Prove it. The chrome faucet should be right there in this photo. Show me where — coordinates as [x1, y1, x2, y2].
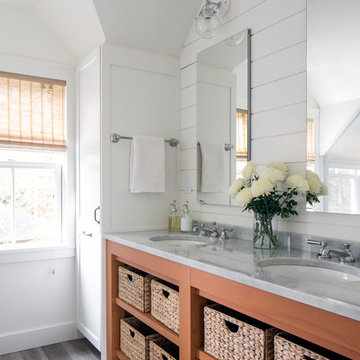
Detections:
[200, 221, 219, 238]
[193, 221, 219, 239]
[307, 239, 355, 264]
[192, 223, 204, 234]
[219, 227, 233, 248]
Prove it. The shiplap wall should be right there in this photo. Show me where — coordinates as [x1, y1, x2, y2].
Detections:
[178, 0, 360, 242]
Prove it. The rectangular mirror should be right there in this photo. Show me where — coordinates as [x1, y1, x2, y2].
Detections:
[307, 0, 360, 214]
[196, 29, 251, 206]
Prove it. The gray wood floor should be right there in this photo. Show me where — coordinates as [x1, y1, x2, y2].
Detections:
[0, 339, 100, 360]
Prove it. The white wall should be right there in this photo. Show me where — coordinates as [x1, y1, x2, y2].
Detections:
[0, 254, 76, 355]
[101, 43, 179, 233]
[178, 0, 360, 242]
[0, 54, 77, 354]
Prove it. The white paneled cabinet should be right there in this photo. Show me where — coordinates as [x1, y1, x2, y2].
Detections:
[76, 47, 101, 350]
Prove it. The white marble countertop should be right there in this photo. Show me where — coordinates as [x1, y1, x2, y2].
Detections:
[104, 230, 360, 322]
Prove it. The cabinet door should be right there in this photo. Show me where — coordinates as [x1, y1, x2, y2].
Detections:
[78, 50, 101, 233]
[77, 231, 101, 349]
[77, 48, 101, 350]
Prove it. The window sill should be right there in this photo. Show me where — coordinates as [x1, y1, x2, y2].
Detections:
[0, 243, 76, 264]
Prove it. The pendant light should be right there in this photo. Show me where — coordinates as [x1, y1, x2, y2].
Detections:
[195, 0, 230, 39]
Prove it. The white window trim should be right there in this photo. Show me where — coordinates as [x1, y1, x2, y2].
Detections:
[0, 244, 75, 264]
[0, 53, 76, 262]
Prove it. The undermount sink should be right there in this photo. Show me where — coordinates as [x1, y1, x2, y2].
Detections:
[256, 258, 360, 297]
[257, 258, 360, 281]
[149, 235, 208, 247]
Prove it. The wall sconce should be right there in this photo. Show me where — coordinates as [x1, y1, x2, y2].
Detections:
[195, 0, 230, 39]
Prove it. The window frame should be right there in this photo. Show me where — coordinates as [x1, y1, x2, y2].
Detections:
[0, 159, 63, 246]
[0, 52, 75, 259]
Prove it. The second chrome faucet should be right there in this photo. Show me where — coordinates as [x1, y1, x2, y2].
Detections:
[193, 221, 233, 248]
[308, 239, 355, 264]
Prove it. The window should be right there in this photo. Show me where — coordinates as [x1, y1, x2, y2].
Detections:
[236, 108, 248, 178]
[307, 118, 315, 163]
[0, 72, 66, 247]
[326, 166, 360, 214]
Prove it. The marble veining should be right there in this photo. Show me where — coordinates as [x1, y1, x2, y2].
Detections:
[104, 229, 360, 322]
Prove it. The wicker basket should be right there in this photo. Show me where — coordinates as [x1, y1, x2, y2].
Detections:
[150, 336, 179, 360]
[151, 279, 179, 334]
[274, 332, 350, 360]
[120, 317, 162, 360]
[204, 303, 280, 360]
[118, 265, 152, 312]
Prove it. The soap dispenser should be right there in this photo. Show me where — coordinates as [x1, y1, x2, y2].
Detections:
[168, 200, 180, 232]
[181, 201, 193, 233]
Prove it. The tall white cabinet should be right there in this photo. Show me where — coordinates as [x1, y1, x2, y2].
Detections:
[75, 43, 179, 358]
[76, 48, 101, 350]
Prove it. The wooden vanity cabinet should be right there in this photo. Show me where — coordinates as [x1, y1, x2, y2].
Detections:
[106, 240, 360, 360]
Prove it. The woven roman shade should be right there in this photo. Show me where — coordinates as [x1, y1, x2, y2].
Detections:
[307, 118, 315, 162]
[0, 71, 66, 149]
[236, 108, 248, 159]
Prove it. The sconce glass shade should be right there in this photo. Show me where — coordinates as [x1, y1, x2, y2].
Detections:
[195, 6, 220, 39]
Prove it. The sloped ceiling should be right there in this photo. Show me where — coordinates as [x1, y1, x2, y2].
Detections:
[327, 112, 360, 162]
[0, 2, 76, 65]
[35, 0, 105, 61]
[0, 0, 104, 64]
[308, 0, 360, 107]
[0, 0, 201, 63]
[92, 0, 202, 57]
[0, 0, 39, 8]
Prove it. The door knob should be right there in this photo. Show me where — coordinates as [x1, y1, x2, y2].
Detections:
[82, 231, 93, 237]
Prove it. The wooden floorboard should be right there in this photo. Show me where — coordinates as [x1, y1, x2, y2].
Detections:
[0, 339, 100, 360]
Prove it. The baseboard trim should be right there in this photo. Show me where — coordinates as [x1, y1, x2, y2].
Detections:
[77, 323, 100, 351]
[0, 321, 78, 355]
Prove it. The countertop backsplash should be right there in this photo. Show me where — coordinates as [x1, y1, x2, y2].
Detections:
[196, 220, 360, 262]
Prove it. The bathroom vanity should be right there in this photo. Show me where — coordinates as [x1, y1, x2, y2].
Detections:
[105, 231, 360, 360]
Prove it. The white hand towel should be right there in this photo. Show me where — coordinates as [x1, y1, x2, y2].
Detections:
[200, 142, 226, 192]
[130, 136, 166, 193]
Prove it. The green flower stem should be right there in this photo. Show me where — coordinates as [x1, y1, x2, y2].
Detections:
[253, 213, 278, 249]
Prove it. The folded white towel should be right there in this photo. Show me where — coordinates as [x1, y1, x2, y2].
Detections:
[200, 142, 226, 192]
[130, 136, 166, 193]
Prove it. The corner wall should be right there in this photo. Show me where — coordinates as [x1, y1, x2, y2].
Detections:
[178, 0, 360, 242]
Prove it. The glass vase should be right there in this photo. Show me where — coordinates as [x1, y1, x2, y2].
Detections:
[253, 213, 278, 249]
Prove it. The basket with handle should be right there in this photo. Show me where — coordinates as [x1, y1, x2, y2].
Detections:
[204, 303, 280, 360]
[149, 336, 179, 360]
[274, 332, 350, 360]
[120, 317, 162, 360]
[151, 278, 179, 334]
[118, 265, 152, 312]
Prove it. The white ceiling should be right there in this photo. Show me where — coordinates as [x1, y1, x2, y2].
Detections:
[92, 0, 202, 57]
[328, 112, 360, 162]
[0, 0, 39, 8]
[35, 0, 105, 61]
[0, 0, 202, 62]
[0, 3, 76, 65]
[308, 0, 360, 107]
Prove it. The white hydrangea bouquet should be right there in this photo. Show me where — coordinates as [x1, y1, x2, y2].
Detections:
[229, 161, 327, 249]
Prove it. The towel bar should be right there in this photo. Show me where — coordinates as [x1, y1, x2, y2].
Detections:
[110, 133, 179, 147]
